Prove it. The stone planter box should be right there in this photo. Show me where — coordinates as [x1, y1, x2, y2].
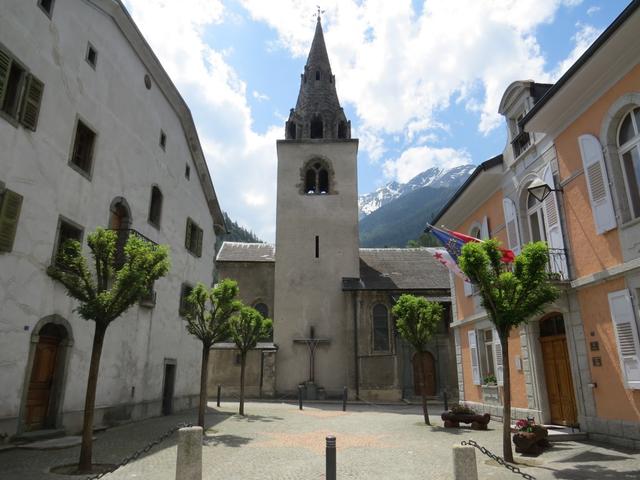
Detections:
[513, 427, 550, 455]
[441, 412, 491, 430]
[481, 385, 500, 404]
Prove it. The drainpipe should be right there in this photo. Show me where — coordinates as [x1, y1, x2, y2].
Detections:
[352, 290, 360, 398]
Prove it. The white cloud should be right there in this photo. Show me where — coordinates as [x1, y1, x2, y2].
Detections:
[382, 146, 471, 183]
[587, 6, 601, 16]
[252, 90, 270, 102]
[124, 0, 279, 241]
[553, 22, 602, 79]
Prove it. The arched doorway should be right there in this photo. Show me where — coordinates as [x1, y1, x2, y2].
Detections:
[24, 322, 70, 431]
[413, 351, 436, 396]
[539, 313, 577, 426]
[109, 197, 131, 230]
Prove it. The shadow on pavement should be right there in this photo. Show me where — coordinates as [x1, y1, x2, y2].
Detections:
[550, 464, 640, 479]
[203, 433, 252, 448]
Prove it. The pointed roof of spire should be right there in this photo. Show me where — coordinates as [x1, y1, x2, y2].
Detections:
[306, 16, 332, 72]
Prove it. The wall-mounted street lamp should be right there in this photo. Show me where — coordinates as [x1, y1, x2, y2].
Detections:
[527, 177, 563, 203]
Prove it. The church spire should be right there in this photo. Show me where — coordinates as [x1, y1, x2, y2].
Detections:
[285, 15, 351, 141]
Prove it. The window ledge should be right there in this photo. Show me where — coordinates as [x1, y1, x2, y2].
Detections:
[147, 219, 161, 230]
[619, 216, 640, 231]
[0, 110, 20, 129]
[513, 141, 536, 164]
[67, 161, 93, 181]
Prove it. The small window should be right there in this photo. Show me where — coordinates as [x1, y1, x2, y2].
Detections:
[185, 217, 203, 257]
[318, 169, 329, 194]
[310, 114, 323, 139]
[315, 70, 320, 81]
[617, 107, 640, 218]
[148, 186, 163, 228]
[479, 329, 495, 380]
[372, 304, 390, 352]
[303, 160, 331, 195]
[305, 169, 316, 193]
[0, 188, 24, 253]
[254, 302, 269, 318]
[179, 283, 194, 317]
[159, 130, 167, 150]
[185, 163, 191, 180]
[53, 217, 83, 268]
[70, 119, 96, 176]
[1, 57, 26, 120]
[539, 313, 566, 337]
[38, 0, 55, 17]
[338, 121, 347, 139]
[85, 44, 97, 69]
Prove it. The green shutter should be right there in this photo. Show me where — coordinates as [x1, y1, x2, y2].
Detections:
[0, 49, 11, 109]
[196, 226, 203, 257]
[185, 217, 192, 250]
[0, 189, 23, 252]
[20, 74, 44, 131]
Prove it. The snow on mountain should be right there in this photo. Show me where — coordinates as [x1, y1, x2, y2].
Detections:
[358, 164, 475, 218]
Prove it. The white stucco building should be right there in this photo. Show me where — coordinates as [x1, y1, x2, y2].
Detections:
[0, 0, 225, 439]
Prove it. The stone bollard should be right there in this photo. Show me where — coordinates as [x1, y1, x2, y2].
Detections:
[176, 426, 202, 480]
[326, 435, 336, 480]
[452, 445, 478, 480]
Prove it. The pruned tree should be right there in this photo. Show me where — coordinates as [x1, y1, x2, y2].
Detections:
[48, 228, 170, 473]
[228, 306, 272, 416]
[184, 279, 242, 427]
[392, 294, 443, 425]
[459, 240, 559, 463]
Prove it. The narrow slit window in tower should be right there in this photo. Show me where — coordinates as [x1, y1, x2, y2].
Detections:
[315, 235, 319, 258]
[338, 121, 347, 139]
[310, 115, 323, 139]
[287, 122, 296, 140]
[315, 70, 320, 80]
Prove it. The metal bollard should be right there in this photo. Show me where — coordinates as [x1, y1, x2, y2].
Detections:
[443, 389, 449, 411]
[216, 385, 221, 407]
[326, 435, 336, 480]
[175, 426, 202, 480]
[342, 386, 348, 412]
[298, 385, 303, 410]
[452, 445, 478, 480]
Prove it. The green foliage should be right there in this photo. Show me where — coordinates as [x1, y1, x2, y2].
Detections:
[184, 279, 242, 348]
[406, 232, 440, 248]
[458, 240, 559, 336]
[392, 294, 443, 352]
[229, 306, 273, 354]
[47, 227, 170, 326]
[450, 403, 476, 415]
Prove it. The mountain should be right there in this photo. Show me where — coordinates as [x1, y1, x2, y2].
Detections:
[220, 212, 263, 244]
[358, 164, 475, 218]
[359, 185, 458, 247]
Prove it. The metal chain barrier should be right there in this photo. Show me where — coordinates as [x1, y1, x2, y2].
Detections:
[85, 422, 193, 480]
[461, 439, 536, 480]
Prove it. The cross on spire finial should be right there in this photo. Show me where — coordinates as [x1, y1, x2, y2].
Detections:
[316, 5, 324, 21]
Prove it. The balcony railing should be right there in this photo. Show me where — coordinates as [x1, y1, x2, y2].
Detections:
[511, 130, 531, 158]
[548, 248, 570, 282]
[110, 228, 157, 268]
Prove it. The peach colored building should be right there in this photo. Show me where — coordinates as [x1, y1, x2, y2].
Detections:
[433, 1, 640, 448]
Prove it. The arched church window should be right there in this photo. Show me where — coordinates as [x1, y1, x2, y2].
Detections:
[617, 106, 640, 218]
[338, 121, 347, 139]
[373, 304, 390, 352]
[310, 115, 323, 139]
[315, 70, 320, 80]
[254, 302, 269, 318]
[302, 160, 332, 195]
[148, 186, 163, 228]
[306, 168, 317, 193]
[287, 122, 297, 140]
[318, 169, 329, 194]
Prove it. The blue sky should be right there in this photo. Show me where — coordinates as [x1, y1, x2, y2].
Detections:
[124, 0, 631, 242]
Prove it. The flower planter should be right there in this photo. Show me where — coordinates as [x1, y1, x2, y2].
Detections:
[441, 412, 491, 430]
[512, 426, 550, 455]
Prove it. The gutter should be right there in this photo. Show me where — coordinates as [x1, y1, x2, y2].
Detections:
[521, 0, 640, 129]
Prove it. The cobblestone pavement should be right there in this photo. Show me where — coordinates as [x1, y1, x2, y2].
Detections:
[2, 401, 640, 479]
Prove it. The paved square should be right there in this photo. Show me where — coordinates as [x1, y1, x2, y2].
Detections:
[1, 401, 639, 479]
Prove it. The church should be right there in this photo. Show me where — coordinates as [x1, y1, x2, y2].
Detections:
[209, 16, 455, 402]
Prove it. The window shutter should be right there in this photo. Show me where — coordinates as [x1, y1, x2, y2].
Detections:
[468, 330, 481, 385]
[0, 49, 11, 108]
[493, 328, 504, 386]
[20, 74, 44, 131]
[480, 216, 489, 240]
[196, 226, 203, 257]
[608, 289, 640, 389]
[541, 165, 568, 278]
[464, 279, 473, 297]
[0, 190, 23, 252]
[578, 134, 616, 234]
[185, 218, 192, 250]
[502, 198, 521, 254]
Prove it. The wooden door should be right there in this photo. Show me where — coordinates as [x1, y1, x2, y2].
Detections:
[25, 335, 60, 430]
[540, 335, 577, 426]
[413, 352, 436, 396]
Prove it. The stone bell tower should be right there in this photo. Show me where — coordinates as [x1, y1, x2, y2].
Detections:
[273, 15, 359, 396]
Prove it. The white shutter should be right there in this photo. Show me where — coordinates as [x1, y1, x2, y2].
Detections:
[608, 289, 640, 389]
[578, 134, 616, 234]
[464, 279, 473, 297]
[502, 198, 521, 254]
[493, 328, 504, 386]
[541, 165, 568, 278]
[480, 216, 489, 240]
[468, 330, 481, 385]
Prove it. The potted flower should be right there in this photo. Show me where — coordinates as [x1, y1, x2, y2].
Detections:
[483, 374, 497, 385]
[441, 403, 491, 430]
[512, 418, 549, 455]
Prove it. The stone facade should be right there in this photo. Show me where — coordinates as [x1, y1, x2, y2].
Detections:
[0, 0, 224, 439]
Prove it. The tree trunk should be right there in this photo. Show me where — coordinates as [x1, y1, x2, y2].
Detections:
[239, 352, 246, 416]
[501, 333, 514, 463]
[418, 352, 430, 425]
[78, 322, 108, 473]
[198, 345, 210, 428]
